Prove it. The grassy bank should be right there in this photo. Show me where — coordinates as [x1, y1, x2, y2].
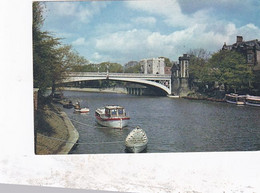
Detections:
[34, 102, 79, 155]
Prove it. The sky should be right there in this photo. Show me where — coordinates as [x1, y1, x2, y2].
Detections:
[42, 0, 260, 65]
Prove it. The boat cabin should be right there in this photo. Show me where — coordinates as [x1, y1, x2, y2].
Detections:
[105, 106, 126, 117]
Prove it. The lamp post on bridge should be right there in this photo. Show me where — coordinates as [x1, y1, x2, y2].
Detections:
[106, 63, 110, 79]
[97, 65, 100, 73]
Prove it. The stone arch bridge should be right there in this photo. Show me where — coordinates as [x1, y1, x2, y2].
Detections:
[62, 72, 172, 95]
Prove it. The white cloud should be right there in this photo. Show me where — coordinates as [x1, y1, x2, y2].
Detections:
[50, 2, 78, 17]
[91, 19, 260, 64]
[45, 1, 260, 64]
[72, 37, 87, 46]
[47, 1, 109, 23]
[237, 24, 260, 39]
[125, 0, 192, 28]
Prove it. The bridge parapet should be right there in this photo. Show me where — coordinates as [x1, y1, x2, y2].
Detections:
[69, 72, 171, 79]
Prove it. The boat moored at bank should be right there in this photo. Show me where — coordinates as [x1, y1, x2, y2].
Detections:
[74, 107, 90, 113]
[225, 93, 246, 105]
[74, 101, 90, 113]
[246, 95, 260, 107]
[95, 105, 130, 129]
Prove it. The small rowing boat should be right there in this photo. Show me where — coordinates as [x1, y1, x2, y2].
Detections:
[125, 126, 148, 153]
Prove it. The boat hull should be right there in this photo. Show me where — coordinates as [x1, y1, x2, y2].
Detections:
[74, 108, 90, 113]
[246, 101, 260, 107]
[225, 94, 246, 105]
[125, 143, 147, 153]
[226, 99, 245, 105]
[225, 99, 237, 104]
[245, 95, 260, 107]
[95, 116, 129, 128]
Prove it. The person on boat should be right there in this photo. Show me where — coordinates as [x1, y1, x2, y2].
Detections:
[74, 101, 80, 109]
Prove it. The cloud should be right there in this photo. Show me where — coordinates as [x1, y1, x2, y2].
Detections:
[44, 1, 260, 64]
[72, 37, 87, 46]
[125, 0, 190, 28]
[91, 20, 260, 64]
[46, 1, 109, 23]
[49, 2, 78, 17]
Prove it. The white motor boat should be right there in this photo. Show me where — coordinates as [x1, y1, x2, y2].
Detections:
[95, 105, 130, 129]
[125, 127, 148, 153]
[74, 101, 90, 113]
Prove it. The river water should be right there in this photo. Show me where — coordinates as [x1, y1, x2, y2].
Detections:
[59, 91, 260, 154]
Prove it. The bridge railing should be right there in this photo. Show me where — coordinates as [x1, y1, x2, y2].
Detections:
[69, 72, 171, 78]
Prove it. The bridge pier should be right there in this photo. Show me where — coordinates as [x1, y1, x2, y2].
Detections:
[127, 88, 144, 96]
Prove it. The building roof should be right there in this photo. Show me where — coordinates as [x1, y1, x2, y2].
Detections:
[223, 37, 260, 51]
[179, 54, 190, 61]
[105, 105, 124, 110]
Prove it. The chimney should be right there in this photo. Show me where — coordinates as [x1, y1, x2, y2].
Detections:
[236, 36, 243, 43]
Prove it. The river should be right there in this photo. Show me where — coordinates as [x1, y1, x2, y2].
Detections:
[59, 90, 260, 154]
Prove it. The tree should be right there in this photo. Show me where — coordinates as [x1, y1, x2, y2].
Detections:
[208, 50, 253, 93]
[33, 2, 61, 95]
[33, 2, 49, 93]
[159, 57, 172, 67]
[124, 64, 142, 73]
[188, 49, 212, 90]
[99, 62, 123, 73]
[33, 2, 89, 96]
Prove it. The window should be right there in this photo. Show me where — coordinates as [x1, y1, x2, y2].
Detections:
[247, 54, 253, 63]
[118, 109, 123, 115]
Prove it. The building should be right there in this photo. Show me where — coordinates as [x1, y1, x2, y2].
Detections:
[222, 36, 260, 71]
[171, 54, 190, 78]
[140, 57, 165, 74]
[178, 54, 190, 78]
[171, 54, 191, 96]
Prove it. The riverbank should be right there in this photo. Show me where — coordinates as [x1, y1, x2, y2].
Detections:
[35, 103, 79, 155]
[180, 91, 226, 102]
[61, 87, 127, 94]
[182, 96, 225, 102]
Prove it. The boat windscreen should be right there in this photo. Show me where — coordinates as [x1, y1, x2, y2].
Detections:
[118, 108, 123, 115]
[111, 109, 117, 115]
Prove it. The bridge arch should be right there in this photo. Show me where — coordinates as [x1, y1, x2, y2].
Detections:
[62, 72, 172, 95]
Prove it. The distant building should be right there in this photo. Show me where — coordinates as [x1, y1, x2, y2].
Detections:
[140, 57, 165, 74]
[222, 36, 260, 71]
